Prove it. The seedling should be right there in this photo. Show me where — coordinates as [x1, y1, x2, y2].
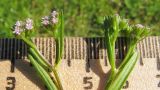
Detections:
[103, 14, 151, 90]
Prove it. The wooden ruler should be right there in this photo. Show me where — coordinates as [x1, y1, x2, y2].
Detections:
[0, 37, 160, 90]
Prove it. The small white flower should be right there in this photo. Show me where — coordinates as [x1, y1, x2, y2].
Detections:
[41, 16, 50, 25]
[13, 20, 23, 35]
[25, 18, 33, 30]
[42, 11, 59, 26]
[115, 14, 119, 16]
[51, 11, 58, 17]
[26, 18, 32, 24]
[13, 26, 23, 35]
[25, 23, 33, 30]
[15, 21, 22, 27]
[51, 17, 58, 24]
[136, 24, 144, 28]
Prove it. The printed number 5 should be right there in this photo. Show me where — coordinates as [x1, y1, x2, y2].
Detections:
[83, 77, 93, 89]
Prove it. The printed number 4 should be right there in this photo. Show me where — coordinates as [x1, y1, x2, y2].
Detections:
[83, 77, 93, 89]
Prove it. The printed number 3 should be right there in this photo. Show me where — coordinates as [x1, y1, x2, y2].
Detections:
[6, 77, 16, 90]
[83, 77, 93, 89]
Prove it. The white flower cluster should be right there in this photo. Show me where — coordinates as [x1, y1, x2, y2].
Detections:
[25, 18, 33, 30]
[13, 21, 23, 35]
[41, 10, 58, 26]
[42, 16, 50, 25]
[13, 18, 33, 35]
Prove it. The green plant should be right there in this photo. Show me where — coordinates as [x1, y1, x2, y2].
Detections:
[103, 14, 151, 90]
[1, 0, 159, 37]
[12, 10, 64, 90]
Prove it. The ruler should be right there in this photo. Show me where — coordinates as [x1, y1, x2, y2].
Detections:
[0, 37, 160, 90]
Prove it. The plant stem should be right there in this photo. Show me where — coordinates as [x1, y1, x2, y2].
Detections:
[22, 37, 52, 67]
[28, 47, 50, 71]
[106, 52, 139, 90]
[54, 38, 62, 68]
[105, 33, 116, 72]
[52, 67, 63, 90]
[23, 37, 63, 90]
[118, 43, 136, 70]
[28, 54, 58, 90]
[104, 33, 117, 88]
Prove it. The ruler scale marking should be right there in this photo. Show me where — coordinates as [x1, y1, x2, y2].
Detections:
[122, 37, 126, 59]
[10, 39, 13, 60]
[18, 39, 21, 59]
[7, 38, 12, 59]
[22, 38, 25, 60]
[157, 37, 160, 70]
[76, 37, 79, 59]
[74, 38, 76, 59]
[68, 38, 72, 66]
[63, 38, 66, 59]
[154, 37, 159, 70]
[80, 37, 83, 59]
[0, 39, 1, 58]
[0, 37, 159, 60]
[102, 38, 105, 60]
[119, 37, 123, 60]
[39, 38, 42, 58]
[151, 37, 155, 58]
[6, 38, 9, 59]
[51, 38, 54, 64]
[99, 38, 103, 59]
[78, 37, 81, 59]
[92, 38, 95, 59]
[147, 37, 151, 58]
[95, 38, 97, 59]
[44, 38, 47, 60]
[47, 38, 51, 64]
[2, 38, 5, 58]
[115, 37, 118, 60]
[141, 40, 145, 58]
[143, 37, 150, 58]
[77, 37, 79, 59]
[83, 38, 86, 60]
[90, 38, 94, 59]
[152, 37, 156, 58]
[149, 37, 153, 58]
[142, 39, 146, 58]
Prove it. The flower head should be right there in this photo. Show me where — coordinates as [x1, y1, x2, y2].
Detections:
[41, 11, 59, 26]
[13, 21, 23, 35]
[51, 11, 58, 17]
[15, 21, 21, 27]
[25, 18, 33, 30]
[51, 11, 59, 25]
[41, 16, 50, 25]
[135, 24, 144, 28]
[13, 27, 23, 35]
[51, 17, 58, 24]
[103, 14, 122, 34]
